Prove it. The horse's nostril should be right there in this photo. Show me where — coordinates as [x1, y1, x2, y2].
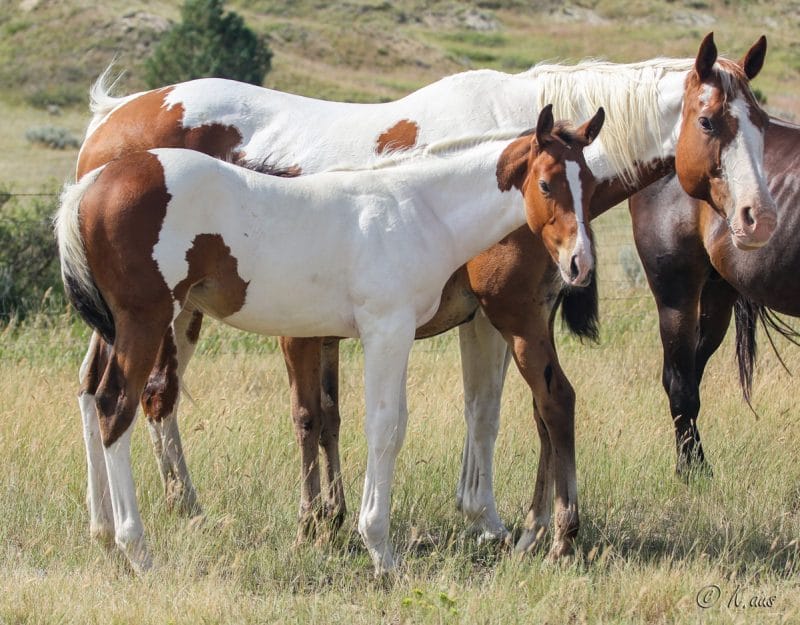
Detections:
[570, 255, 579, 281]
[742, 207, 755, 228]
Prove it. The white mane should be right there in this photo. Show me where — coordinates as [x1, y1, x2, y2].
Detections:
[520, 58, 696, 186]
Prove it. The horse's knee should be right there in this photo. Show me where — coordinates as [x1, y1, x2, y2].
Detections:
[141, 331, 179, 422]
[319, 401, 340, 448]
[293, 407, 321, 443]
[141, 373, 179, 422]
[538, 372, 575, 428]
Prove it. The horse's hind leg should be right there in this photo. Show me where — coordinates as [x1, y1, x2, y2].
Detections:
[319, 337, 346, 532]
[280, 336, 324, 544]
[79, 332, 114, 548]
[142, 309, 203, 516]
[97, 314, 169, 573]
[456, 311, 511, 543]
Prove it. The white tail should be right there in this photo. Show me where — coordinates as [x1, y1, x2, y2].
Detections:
[54, 166, 114, 341]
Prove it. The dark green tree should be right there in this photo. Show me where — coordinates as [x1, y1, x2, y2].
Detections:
[144, 0, 272, 88]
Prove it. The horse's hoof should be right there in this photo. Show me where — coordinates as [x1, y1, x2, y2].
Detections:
[165, 481, 202, 517]
[90, 524, 116, 552]
[476, 527, 511, 548]
[514, 525, 548, 556]
[545, 539, 575, 563]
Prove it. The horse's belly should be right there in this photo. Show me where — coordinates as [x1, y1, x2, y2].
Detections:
[203, 283, 359, 338]
[415, 267, 479, 339]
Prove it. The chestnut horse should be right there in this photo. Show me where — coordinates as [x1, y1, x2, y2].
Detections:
[58, 108, 604, 574]
[629, 115, 800, 476]
[74, 33, 774, 563]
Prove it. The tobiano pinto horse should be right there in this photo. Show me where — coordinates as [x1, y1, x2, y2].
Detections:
[57, 106, 605, 574]
[74, 33, 775, 562]
[629, 115, 799, 477]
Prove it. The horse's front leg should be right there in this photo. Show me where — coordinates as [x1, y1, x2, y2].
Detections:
[357, 312, 415, 576]
[280, 336, 324, 544]
[456, 310, 512, 543]
[631, 192, 713, 477]
[507, 312, 578, 560]
[142, 309, 202, 516]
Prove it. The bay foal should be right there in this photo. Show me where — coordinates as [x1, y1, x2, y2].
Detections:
[58, 108, 604, 574]
[74, 33, 776, 560]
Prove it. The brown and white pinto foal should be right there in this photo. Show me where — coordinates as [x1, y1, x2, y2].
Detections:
[58, 107, 604, 574]
[74, 33, 775, 562]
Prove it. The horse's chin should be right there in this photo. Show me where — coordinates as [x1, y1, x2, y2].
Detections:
[731, 233, 768, 251]
[559, 268, 593, 289]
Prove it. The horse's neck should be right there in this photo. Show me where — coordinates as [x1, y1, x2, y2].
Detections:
[584, 69, 687, 217]
[390, 142, 525, 265]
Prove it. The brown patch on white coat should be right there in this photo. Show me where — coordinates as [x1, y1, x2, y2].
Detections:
[78, 87, 244, 179]
[78, 151, 249, 446]
[375, 119, 419, 154]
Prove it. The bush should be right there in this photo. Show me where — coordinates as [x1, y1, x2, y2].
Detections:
[619, 245, 646, 289]
[25, 126, 80, 150]
[143, 0, 272, 88]
[0, 190, 64, 320]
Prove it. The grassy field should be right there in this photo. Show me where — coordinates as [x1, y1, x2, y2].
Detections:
[2, 1, 800, 623]
[1, 210, 799, 624]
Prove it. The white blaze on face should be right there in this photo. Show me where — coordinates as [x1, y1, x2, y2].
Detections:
[564, 160, 594, 280]
[721, 95, 768, 220]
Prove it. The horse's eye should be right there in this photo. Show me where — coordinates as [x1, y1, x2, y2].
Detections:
[539, 180, 551, 195]
[699, 116, 715, 134]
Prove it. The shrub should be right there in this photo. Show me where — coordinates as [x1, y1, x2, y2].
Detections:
[143, 0, 272, 88]
[0, 190, 64, 320]
[619, 245, 646, 289]
[25, 126, 80, 150]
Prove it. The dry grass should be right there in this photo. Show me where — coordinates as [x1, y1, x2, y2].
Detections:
[1, 210, 799, 622]
[1, 3, 800, 622]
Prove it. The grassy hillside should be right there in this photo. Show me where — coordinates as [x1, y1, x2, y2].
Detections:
[2, 1, 799, 192]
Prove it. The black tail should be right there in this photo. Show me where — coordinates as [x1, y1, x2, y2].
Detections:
[62, 267, 116, 345]
[734, 296, 758, 404]
[734, 295, 800, 404]
[559, 270, 600, 343]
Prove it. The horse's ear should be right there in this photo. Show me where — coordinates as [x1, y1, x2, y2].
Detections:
[695, 32, 717, 81]
[740, 35, 767, 81]
[536, 104, 555, 148]
[576, 107, 605, 146]
[496, 135, 533, 192]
